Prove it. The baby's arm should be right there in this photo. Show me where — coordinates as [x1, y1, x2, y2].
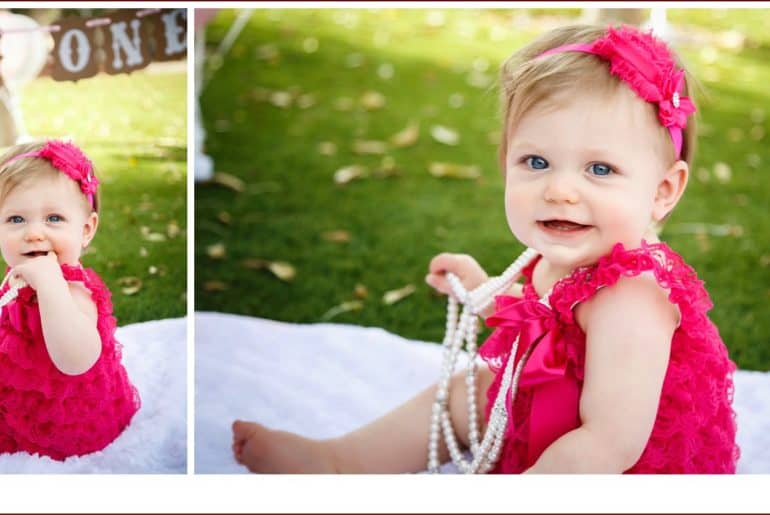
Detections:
[526, 273, 678, 473]
[12, 253, 101, 375]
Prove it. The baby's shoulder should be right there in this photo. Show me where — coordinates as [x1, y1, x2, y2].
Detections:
[574, 269, 680, 335]
[63, 265, 112, 311]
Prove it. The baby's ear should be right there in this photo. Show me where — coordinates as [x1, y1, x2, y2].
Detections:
[653, 160, 689, 221]
[82, 211, 99, 248]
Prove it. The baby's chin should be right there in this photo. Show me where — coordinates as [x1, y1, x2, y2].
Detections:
[537, 246, 604, 272]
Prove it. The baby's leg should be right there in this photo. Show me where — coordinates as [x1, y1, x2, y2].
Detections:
[232, 366, 494, 473]
[232, 420, 338, 473]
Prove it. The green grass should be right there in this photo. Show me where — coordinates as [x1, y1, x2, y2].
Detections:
[196, 8, 770, 371]
[7, 65, 187, 324]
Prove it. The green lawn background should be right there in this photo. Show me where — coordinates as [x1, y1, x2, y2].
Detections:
[196, 8, 770, 371]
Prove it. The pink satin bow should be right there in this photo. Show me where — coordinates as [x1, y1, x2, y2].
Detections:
[485, 297, 581, 466]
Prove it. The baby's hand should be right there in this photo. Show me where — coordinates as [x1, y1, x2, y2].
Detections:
[426, 253, 488, 299]
[11, 252, 63, 291]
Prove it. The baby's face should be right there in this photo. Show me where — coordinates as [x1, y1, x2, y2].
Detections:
[0, 174, 97, 268]
[503, 88, 671, 273]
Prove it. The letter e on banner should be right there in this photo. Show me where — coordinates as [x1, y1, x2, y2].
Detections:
[151, 9, 187, 61]
[51, 17, 99, 81]
[104, 11, 152, 75]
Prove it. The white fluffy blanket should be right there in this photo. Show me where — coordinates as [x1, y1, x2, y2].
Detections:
[0, 318, 187, 473]
[195, 312, 769, 474]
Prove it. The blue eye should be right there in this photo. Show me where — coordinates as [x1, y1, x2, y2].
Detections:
[589, 163, 614, 176]
[7, 215, 23, 224]
[525, 155, 549, 171]
[47, 214, 64, 223]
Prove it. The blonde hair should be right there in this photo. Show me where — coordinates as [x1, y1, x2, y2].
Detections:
[0, 141, 99, 213]
[498, 24, 698, 174]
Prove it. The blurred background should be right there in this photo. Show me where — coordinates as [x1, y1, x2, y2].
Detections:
[195, 8, 770, 371]
[0, 8, 187, 324]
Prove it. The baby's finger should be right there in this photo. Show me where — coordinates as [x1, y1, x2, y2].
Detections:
[426, 273, 461, 299]
[428, 253, 457, 275]
[425, 273, 446, 293]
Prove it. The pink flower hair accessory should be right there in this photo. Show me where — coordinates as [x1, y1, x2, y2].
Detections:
[538, 25, 696, 159]
[2, 140, 98, 209]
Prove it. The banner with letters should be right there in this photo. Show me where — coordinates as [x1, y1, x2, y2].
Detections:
[0, 8, 187, 84]
[51, 8, 187, 81]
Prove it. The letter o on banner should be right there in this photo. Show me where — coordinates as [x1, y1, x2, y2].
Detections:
[52, 17, 99, 81]
[59, 29, 90, 72]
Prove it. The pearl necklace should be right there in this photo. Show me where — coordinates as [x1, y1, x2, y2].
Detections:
[427, 247, 545, 474]
[0, 270, 26, 309]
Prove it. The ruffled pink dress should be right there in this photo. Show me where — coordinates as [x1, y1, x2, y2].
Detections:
[481, 242, 739, 473]
[0, 264, 140, 461]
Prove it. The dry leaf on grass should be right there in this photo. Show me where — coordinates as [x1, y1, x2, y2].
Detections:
[242, 258, 269, 269]
[383, 284, 416, 305]
[217, 212, 232, 225]
[390, 122, 419, 148]
[352, 140, 387, 155]
[206, 243, 226, 260]
[374, 156, 399, 177]
[361, 91, 386, 110]
[118, 277, 142, 296]
[203, 280, 229, 292]
[321, 300, 364, 321]
[212, 172, 245, 192]
[318, 142, 338, 156]
[428, 162, 480, 180]
[267, 261, 296, 281]
[713, 162, 732, 183]
[334, 165, 368, 184]
[322, 230, 351, 243]
[430, 125, 459, 146]
[144, 232, 166, 242]
[241, 258, 296, 281]
[140, 226, 166, 242]
[354, 284, 369, 299]
[166, 221, 180, 239]
[269, 91, 292, 108]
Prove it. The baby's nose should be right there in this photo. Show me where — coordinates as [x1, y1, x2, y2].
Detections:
[544, 172, 580, 204]
[23, 223, 45, 241]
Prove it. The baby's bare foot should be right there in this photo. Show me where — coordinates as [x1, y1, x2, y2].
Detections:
[231, 420, 337, 473]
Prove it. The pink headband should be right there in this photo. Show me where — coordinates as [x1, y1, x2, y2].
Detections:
[2, 140, 98, 209]
[538, 25, 696, 159]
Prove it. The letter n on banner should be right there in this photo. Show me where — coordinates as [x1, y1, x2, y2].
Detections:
[52, 17, 99, 81]
[104, 10, 152, 75]
[150, 9, 187, 61]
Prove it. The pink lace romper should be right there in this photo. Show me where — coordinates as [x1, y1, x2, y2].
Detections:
[481, 242, 739, 473]
[0, 264, 140, 461]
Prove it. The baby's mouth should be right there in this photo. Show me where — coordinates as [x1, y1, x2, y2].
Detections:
[539, 220, 591, 232]
[23, 251, 49, 258]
